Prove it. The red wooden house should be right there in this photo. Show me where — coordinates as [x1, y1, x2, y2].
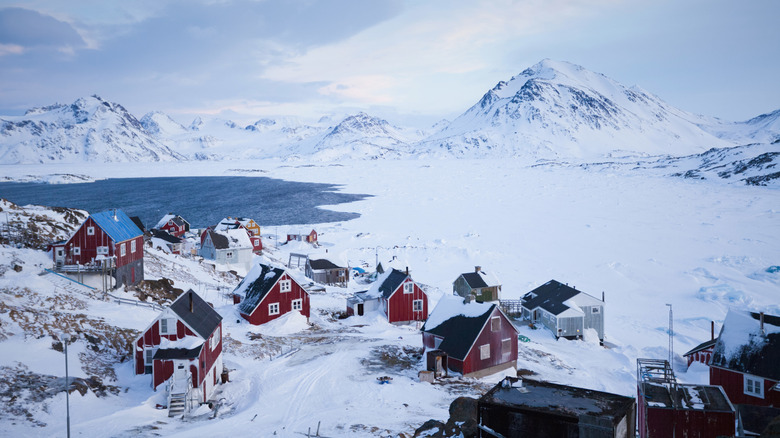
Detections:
[51, 209, 143, 287]
[709, 309, 780, 407]
[235, 263, 310, 325]
[154, 214, 190, 238]
[347, 268, 427, 324]
[133, 290, 223, 415]
[422, 295, 518, 378]
[287, 229, 317, 244]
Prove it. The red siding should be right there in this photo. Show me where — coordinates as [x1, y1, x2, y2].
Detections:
[61, 217, 143, 268]
[710, 366, 780, 407]
[160, 221, 185, 238]
[461, 309, 518, 375]
[386, 280, 428, 324]
[640, 404, 735, 438]
[240, 274, 310, 325]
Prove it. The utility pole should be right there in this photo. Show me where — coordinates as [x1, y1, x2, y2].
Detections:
[666, 303, 674, 369]
[61, 332, 71, 438]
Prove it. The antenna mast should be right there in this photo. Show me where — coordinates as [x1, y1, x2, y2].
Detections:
[666, 304, 674, 368]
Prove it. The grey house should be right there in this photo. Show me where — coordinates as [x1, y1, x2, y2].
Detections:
[305, 257, 349, 287]
[520, 280, 605, 343]
[453, 266, 501, 302]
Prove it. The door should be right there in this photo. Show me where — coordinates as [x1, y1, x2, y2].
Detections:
[357, 303, 364, 316]
[55, 248, 65, 266]
[174, 363, 187, 383]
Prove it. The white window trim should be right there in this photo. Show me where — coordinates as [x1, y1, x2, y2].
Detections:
[292, 299, 302, 311]
[131, 239, 136, 253]
[160, 318, 176, 335]
[269, 302, 280, 315]
[225, 251, 234, 259]
[403, 282, 414, 294]
[211, 327, 221, 350]
[491, 316, 501, 332]
[413, 299, 423, 312]
[501, 338, 512, 354]
[87, 226, 95, 236]
[280, 279, 292, 293]
[744, 374, 764, 398]
[97, 246, 109, 255]
[479, 344, 490, 360]
[120, 243, 126, 257]
[72, 246, 81, 255]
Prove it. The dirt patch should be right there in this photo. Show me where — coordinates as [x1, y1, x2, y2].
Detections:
[360, 345, 423, 373]
[130, 278, 184, 306]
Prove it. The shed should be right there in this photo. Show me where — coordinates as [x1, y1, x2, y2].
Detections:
[478, 377, 635, 438]
[453, 266, 502, 302]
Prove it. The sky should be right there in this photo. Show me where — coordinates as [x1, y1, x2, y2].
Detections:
[0, 0, 778, 128]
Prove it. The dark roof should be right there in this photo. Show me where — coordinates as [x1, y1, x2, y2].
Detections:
[169, 290, 222, 339]
[683, 338, 717, 357]
[153, 345, 203, 360]
[237, 263, 286, 315]
[640, 382, 733, 412]
[521, 279, 580, 316]
[130, 216, 145, 232]
[377, 269, 409, 299]
[89, 209, 143, 242]
[308, 258, 343, 270]
[206, 230, 229, 249]
[150, 228, 182, 244]
[461, 272, 488, 289]
[422, 304, 496, 360]
[711, 310, 780, 381]
[737, 404, 780, 435]
[482, 378, 635, 421]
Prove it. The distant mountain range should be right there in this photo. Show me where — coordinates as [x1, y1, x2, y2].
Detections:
[1, 60, 778, 169]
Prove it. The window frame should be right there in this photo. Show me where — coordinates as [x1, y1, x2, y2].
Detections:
[72, 246, 81, 255]
[501, 338, 512, 355]
[403, 282, 414, 294]
[491, 316, 501, 332]
[211, 327, 221, 350]
[292, 299, 303, 311]
[269, 302, 280, 315]
[479, 344, 490, 360]
[131, 239, 136, 253]
[280, 279, 292, 293]
[413, 299, 424, 312]
[120, 243, 126, 257]
[592, 307, 600, 314]
[160, 318, 176, 335]
[86, 226, 95, 236]
[744, 375, 764, 398]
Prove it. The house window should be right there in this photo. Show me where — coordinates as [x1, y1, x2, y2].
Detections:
[160, 318, 176, 335]
[491, 316, 501, 332]
[211, 327, 221, 351]
[131, 240, 136, 253]
[292, 299, 302, 311]
[144, 348, 156, 374]
[225, 251, 233, 259]
[502, 338, 512, 355]
[120, 243, 126, 257]
[72, 247, 81, 255]
[87, 226, 95, 236]
[269, 303, 280, 315]
[280, 279, 292, 293]
[413, 299, 423, 312]
[254, 239, 259, 246]
[97, 246, 109, 255]
[592, 307, 600, 314]
[480, 344, 490, 360]
[403, 282, 414, 294]
[745, 375, 764, 398]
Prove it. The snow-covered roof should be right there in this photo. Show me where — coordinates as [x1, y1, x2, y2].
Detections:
[365, 268, 409, 299]
[155, 214, 176, 229]
[422, 295, 500, 360]
[521, 280, 602, 317]
[236, 263, 287, 315]
[710, 309, 780, 380]
[208, 228, 252, 250]
[459, 268, 501, 289]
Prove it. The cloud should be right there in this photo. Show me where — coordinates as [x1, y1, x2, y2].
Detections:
[0, 7, 86, 52]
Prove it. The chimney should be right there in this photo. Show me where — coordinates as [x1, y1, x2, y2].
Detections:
[189, 291, 194, 313]
[760, 312, 765, 334]
[475, 266, 482, 273]
[602, 291, 605, 303]
[405, 266, 409, 275]
[113, 209, 118, 221]
[711, 320, 715, 340]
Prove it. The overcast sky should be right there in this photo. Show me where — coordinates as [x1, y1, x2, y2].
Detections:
[0, 0, 778, 127]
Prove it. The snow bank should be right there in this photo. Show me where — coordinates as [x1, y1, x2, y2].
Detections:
[254, 311, 310, 336]
[425, 295, 493, 330]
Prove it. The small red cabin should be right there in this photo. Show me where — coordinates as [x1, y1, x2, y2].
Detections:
[235, 263, 310, 325]
[709, 309, 780, 407]
[422, 296, 518, 378]
[154, 214, 190, 238]
[349, 268, 427, 324]
[133, 290, 223, 407]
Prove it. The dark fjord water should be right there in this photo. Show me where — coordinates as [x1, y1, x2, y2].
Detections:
[0, 176, 370, 229]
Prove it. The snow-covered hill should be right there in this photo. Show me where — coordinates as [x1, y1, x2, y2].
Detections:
[0, 96, 184, 164]
[420, 59, 736, 160]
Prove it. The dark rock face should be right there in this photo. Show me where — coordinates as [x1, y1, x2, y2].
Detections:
[414, 396, 479, 438]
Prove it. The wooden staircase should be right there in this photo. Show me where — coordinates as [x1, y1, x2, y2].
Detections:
[168, 391, 187, 417]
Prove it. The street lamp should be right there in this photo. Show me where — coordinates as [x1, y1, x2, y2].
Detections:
[666, 304, 674, 369]
[60, 332, 71, 438]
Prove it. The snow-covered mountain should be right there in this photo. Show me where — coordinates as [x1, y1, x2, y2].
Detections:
[139, 111, 188, 137]
[704, 108, 780, 145]
[420, 59, 736, 160]
[0, 96, 184, 164]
